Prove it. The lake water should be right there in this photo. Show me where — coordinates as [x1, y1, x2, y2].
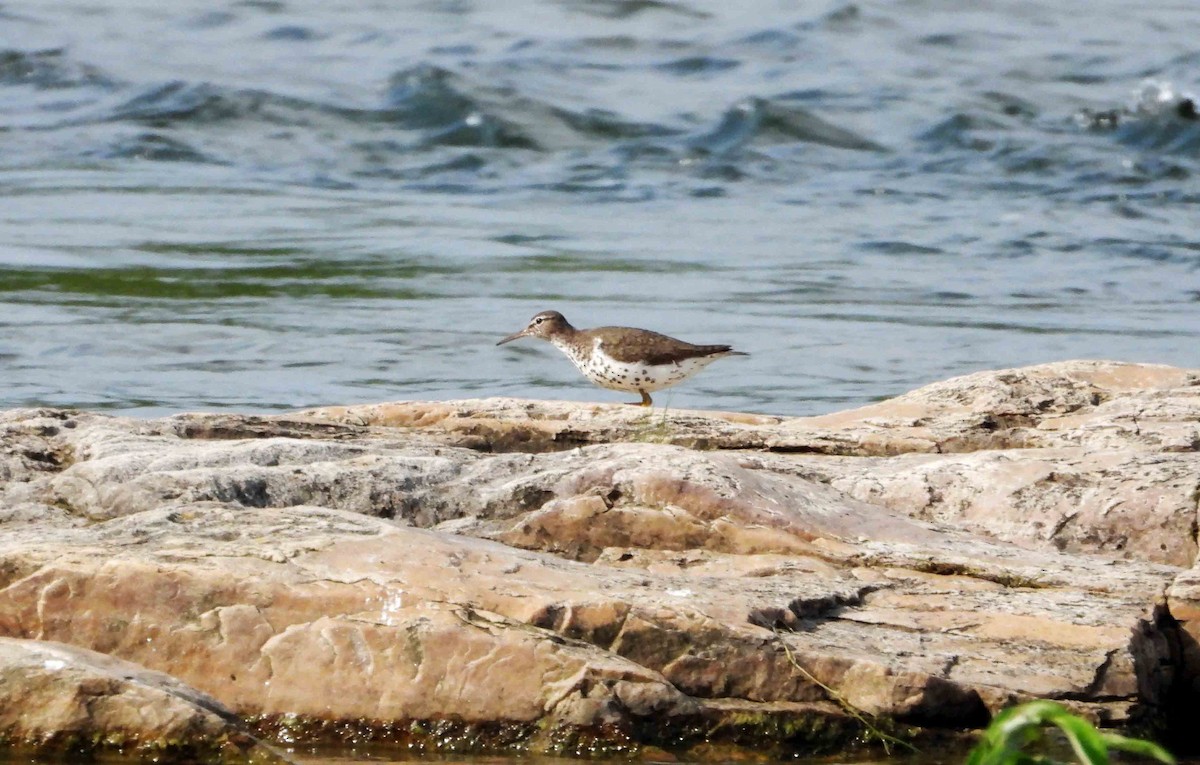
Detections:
[2, 0, 1199, 417]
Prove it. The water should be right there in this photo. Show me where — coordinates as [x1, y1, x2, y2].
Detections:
[2, 0, 1199, 418]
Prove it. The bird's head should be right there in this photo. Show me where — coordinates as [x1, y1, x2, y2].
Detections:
[497, 310, 573, 345]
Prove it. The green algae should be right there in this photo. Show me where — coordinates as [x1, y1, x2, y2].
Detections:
[246, 704, 920, 762]
[0, 728, 286, 764]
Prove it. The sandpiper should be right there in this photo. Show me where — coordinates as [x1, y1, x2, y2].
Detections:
[497, 310, 747, 406]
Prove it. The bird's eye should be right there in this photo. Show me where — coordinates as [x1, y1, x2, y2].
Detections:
[534, 317, 544, 324]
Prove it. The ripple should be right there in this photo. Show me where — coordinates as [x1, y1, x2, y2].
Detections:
[0, 48, 116, 89]
[101, 132, 213, 162]
[559, 0, 710, 21]
[262, 25, 320, 41]
[860, 241, 945, 256]
[655, 56, 740, 76]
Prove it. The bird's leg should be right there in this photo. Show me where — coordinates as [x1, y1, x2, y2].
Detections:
[639, 390, 653, 407]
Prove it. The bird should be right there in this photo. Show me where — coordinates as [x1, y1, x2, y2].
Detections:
[497, 310, 747, 406]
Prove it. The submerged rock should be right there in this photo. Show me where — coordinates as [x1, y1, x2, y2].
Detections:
[0, 360, 1196, 759]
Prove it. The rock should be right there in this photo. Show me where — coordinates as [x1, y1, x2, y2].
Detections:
[756, 448, 1199, 566]
[0, 360, 1196, 758]
[0, 636, 285, 763]
[298, 360, 1200, 456]
[298, 359, 1200, 567]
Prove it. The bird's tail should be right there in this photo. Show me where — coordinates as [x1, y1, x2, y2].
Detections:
[702, 345, 748, 357]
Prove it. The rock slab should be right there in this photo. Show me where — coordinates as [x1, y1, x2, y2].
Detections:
[0, 360, 1197, 759]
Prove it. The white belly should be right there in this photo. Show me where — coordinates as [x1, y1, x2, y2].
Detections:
[556, 342, 719, 393]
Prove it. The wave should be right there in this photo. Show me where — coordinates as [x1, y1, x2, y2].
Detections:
[688, 97, 886, 155]
[1, 48, 887, 191]
[105, 80, 315, 126]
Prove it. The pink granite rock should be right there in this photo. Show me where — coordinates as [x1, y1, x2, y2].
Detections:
[0, 360, 1195, 759]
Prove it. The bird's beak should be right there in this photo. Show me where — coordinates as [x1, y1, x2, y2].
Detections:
[496, 328, 528, 346]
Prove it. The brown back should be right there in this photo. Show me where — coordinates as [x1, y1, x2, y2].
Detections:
[587, 326, 735, 365]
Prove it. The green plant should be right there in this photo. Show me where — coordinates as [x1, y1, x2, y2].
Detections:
[966, 701, 1175, 765]
[629, 406, 677, 444]
[773, 629, 915, 755]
